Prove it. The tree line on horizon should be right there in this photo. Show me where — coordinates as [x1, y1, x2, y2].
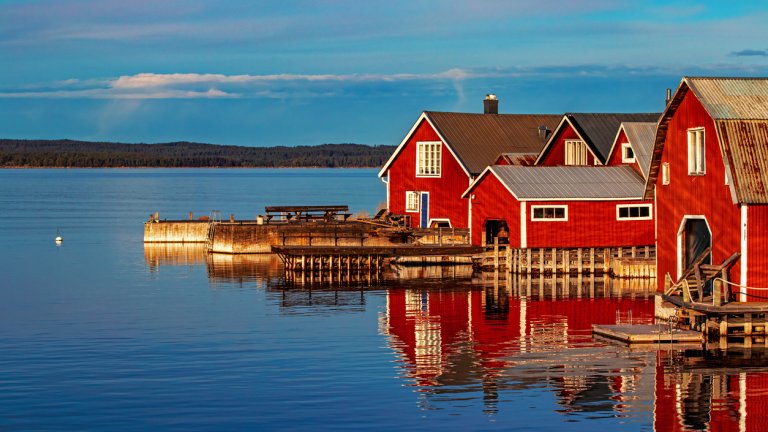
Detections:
[0, 139, 396, 168]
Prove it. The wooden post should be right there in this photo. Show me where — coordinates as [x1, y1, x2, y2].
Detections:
[577, 248, 583, 274]
[589, 248, 595, 275]
[551, 248, 557, 274]
[538, 248, 544, 274]
[494, 237, 499, 270]
[506, 246, 512, 274]
[745, 313, 753, 336]
[563, 250, 570, 274]
[603, 248, 610, 275]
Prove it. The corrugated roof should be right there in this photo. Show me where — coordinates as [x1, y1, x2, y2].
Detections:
[568, 113, 660, 162]
[717, 120, 768, 203]
[490, 165, 646, 200]
[687, 77, 768, 120]
[622, 122, 657, 179]
[426, 112, 561, 175]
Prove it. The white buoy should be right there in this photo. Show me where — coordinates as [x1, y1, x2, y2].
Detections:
[55, 229, 63, 243]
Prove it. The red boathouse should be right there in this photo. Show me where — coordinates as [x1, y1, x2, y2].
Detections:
[379, 96, 560, 229]
[645, 77, 768, 301]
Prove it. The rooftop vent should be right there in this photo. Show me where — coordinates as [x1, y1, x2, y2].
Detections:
[665, 88, 672, 106]
[484, 94, 498, 114]
[538, 125, 549, 139]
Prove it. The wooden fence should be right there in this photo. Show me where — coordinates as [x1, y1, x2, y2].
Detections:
[482, 243, 655, 277]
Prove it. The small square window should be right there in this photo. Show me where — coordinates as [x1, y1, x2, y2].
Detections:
[621, 143, 635, 163]
[405, 191, 419, 212]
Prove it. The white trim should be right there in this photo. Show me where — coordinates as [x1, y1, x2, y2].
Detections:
[530, 205, 568, 222]
[675, 215, 711, 280]
[661, 162, 670, 185]
[621, 143, 636, 163]
[654, 184, 658, 279]
[382, 172, 390, 210]
[520, 202, 527, 248]
[405, 191, 419, 213]
[616, 203, 652, 221]
[415, 141, 442, 178]
[740, 204, 748, 301]
[428, 218, 452, 228]
[378, 112, 471, 179]
[687, 127, 706, 175]
[468, 194, 472, 242]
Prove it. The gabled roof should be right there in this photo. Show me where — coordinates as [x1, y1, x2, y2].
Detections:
[464, 165, 646, 200]
[607, 122, 657, 179]
[644, 77, 768, 203]
[379, 111, 561, 177]
[537, 113, 660, 165]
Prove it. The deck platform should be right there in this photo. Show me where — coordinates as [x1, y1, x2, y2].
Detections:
[593, 324, 703, 344]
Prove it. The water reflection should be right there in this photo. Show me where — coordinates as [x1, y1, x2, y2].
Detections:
[143, 245, 768, 430]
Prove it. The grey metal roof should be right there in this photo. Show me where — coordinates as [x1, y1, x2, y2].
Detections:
[490, 165, 646, 200]
[568, 113, 660, 163]
[621, 122, 657, 179]
[717, 120, 768, 203]
[687, 77, 768, 119]
[426, 112, 561, 175]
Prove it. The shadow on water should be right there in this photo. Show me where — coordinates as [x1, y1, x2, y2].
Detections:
[144, 244, 768, 430]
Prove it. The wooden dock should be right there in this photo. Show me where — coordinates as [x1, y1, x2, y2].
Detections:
[482, 244, 655, 277]
[593, 324, 703, 344]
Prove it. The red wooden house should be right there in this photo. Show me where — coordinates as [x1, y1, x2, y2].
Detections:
[463, 164, 655, 247]
[645, 77, 768, 301]
[536, 113, 660, 166]
[379, 96, 560, 228]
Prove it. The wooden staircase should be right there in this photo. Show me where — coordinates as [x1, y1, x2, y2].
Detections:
[665, 247, 740, 305]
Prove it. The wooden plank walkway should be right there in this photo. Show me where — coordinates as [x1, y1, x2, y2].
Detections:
[593, 324, 703, 344]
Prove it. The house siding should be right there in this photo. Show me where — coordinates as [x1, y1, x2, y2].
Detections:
[524, 199, 654, 248]
[747, 205, 768, 293]
[387, 118, 470, 228]
[468, 173, 521, 246]
[654, 90, 741, 294]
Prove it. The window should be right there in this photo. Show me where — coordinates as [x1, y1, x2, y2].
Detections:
[416, 141, 441, 177]
[531, 205, 568, 221]
[687, 128, 705, 175]
[405, 191, 419, 212]
[662, 162, 670, 185]
[616, 204, 652, 221]
[565, 140, 588, 165]
[621, 143, 635, 163]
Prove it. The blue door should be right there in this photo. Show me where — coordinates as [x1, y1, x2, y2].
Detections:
[420, 193, 429, 228]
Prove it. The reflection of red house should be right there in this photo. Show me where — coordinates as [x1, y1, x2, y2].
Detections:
[379, 97, 559, 229]
[645, 77, 768, 300]
[382, 284, 654, 391]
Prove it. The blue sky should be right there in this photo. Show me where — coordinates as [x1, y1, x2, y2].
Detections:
[1, 0, 767, 146]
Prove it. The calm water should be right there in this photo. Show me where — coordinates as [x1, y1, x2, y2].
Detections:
[1, 168, 767, 431]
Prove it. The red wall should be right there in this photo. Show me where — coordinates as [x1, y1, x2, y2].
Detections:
[538, 123, 599, 166]
[607, 130, 643, 176]
[524, 199, 655, 248]
[386, 119, 471, 228]
[748, 205, 768, 294]
[654, 90, 741, 293]
[468, 173, 521, 245]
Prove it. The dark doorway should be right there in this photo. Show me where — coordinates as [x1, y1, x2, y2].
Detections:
[683, 218, 712, 270]
[485, 219, 509, 246]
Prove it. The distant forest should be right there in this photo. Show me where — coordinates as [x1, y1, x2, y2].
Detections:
[0, 139, 395, 168]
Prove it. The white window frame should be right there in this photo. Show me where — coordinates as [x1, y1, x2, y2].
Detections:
[616, 204, 653, 221]
[405, 191, 419, 212]
[530, 205, 568, 222]
[564, 140, 588, 165]
[621, 143, 635, 163]
[416, 141, 442, 177]
[428, 218, 452, 228]
[662, 162, 670, 185]
[687, 128, 705, 175]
